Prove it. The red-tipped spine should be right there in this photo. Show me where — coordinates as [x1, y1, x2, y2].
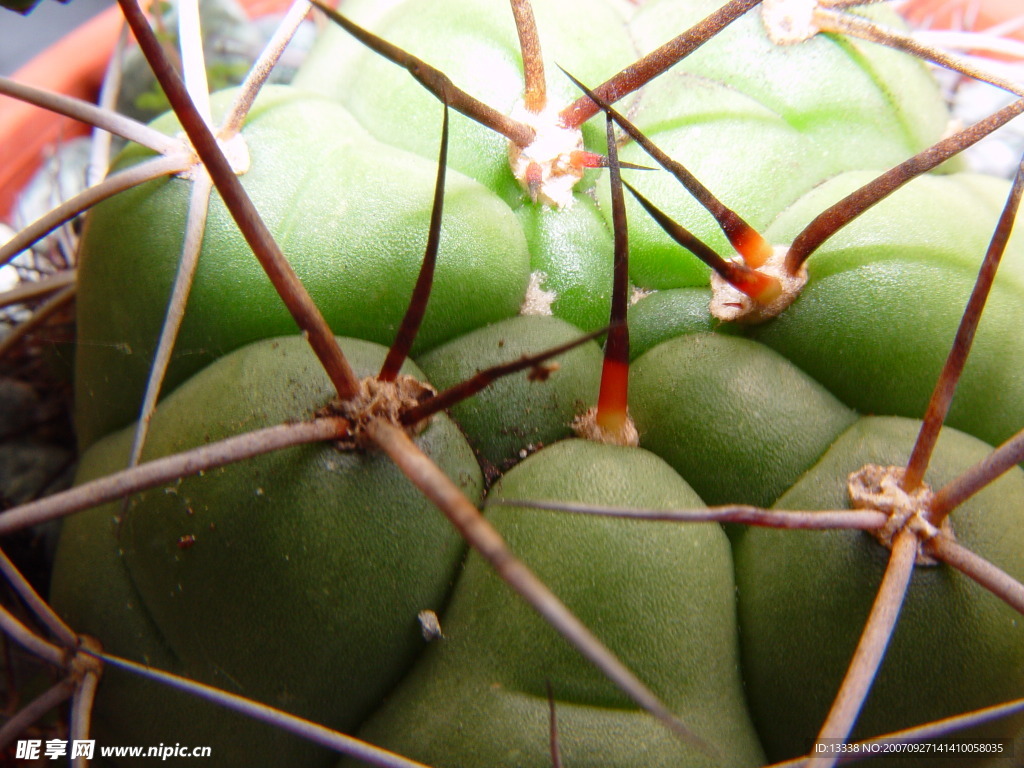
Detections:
[569, 150, 654, 172]
[570, 150, 606, 169]
[562, 67, 771, 270]
[595, 114, 631, 435]
[623, 180, 781, 305]
[596, 357, 630, 434]
[727, 218, 774, 269]
[525, 160, 544, 203]
[722, 262, 782, 304]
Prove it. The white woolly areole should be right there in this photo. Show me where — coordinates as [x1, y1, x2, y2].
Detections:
[520, 270, 557, 316]
[710, 245, 807, 325]
[507, 101, 585, 209]
[630, 286, 655, 306]
[571, 407, 640, 448]
[848, 464, 952, 566]
[178, 131, 251, 181]
[761, 0, 820, 45]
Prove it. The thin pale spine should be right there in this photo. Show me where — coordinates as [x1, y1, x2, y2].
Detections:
[0, 76, 182, 156]
[769, 696, 1024, 767]
[0, 269, 75, 308]
[221, 0, 314, 139]
[0, 679, 75, 751]
[814, 8, 1024, 97]
[124, 172, 214, 473]
[910, 28, 1024, 61]
[117, 0, 362, 402]
[0, 547, 77, 648]
[0, 418, 351, 537]
[0, 155, 191, 269]
[810, 528, 919, 768]
[178, 0, 214, 126]
[132, 0, 322, 468]
[69, 664, 100, 768]
[495, 499, 889, 530]
[0, 604, 65, 668]
[80, 649, 433, 768]
[929, 428, 1024, 523]
[0, 282, 74, 359]
[924, 534, 1024, 615]
[87, 20, 129, 187]
[849, 696, 1024, 753]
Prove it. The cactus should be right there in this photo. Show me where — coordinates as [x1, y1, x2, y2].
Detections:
[1, 0, 1024, 766]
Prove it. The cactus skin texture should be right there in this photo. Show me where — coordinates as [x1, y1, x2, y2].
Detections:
[51, 0, 1024, 766]
[74, 87, 531, 449]
[53, 337, 483, 767]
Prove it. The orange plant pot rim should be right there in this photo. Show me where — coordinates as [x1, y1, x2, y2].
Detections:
[0, 6, 123, 221]
[0, 0, 299, 221]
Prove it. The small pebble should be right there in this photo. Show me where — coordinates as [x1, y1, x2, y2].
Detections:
[418, 609, 445, 641]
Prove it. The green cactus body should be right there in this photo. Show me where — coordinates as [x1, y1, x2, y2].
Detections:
[50, 0, 1024, 765]
[74, 87, 531, 449]
[417, 315, 604, 472]
[603, 0, 952, 288]
[53, 337, 483, 766]
[624, 332, 1024, 765]
[735, 417, 1024, 764]
[343, 439, 766, 768]
[74, 0, 956, 450]
[294, 0, 639, 200]
[751, 171, 1024, 449]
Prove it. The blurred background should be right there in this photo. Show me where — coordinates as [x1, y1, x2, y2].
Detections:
[0, 0, 113, 75]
